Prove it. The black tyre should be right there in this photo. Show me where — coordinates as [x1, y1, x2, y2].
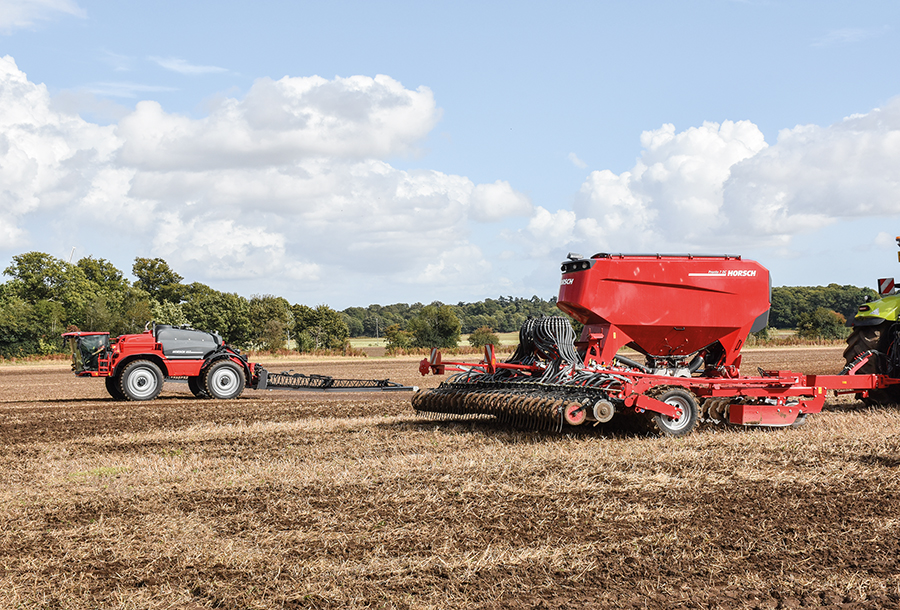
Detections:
[843, 321, 900, 405]
[105, 375, 126, 401]
[188, 376, 208, 398]
[119, 360, 163, 401]
[842, 322, 890, 374]
[649, 388, 699, 436]
[203, 360, 245, 400]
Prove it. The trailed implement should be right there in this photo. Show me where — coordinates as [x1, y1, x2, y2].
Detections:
[416, 253, 897, 435]
[63, 323, 416, 401]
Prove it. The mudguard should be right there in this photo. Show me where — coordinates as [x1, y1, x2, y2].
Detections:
[849, 293, 900, 326]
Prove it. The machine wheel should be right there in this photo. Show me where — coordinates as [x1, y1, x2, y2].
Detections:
[649, 388, 699, 436]
[119, 360, 163, 401]
[188, 376, 208, 398]
[843, 321, 900, 405]
[203, 360, 245, 400]
[563, 402, 587, 426]
[105, 375, 126, 401]
[843, 322, 890, 374]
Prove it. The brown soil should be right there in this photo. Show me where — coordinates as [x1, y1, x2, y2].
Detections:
[2, 348, 900, 609]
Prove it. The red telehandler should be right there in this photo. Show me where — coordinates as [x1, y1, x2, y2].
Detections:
[415, 252, 900, 435]
[63, 323, 415, 401]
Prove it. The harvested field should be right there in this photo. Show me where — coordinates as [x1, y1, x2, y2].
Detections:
[2, 348, 900, 609]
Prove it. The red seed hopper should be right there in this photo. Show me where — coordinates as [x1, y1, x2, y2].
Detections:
[558, 253, 770, 373]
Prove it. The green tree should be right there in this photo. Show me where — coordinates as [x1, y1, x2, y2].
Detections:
[363, 314, 386, 337]
[408, 304, 461, 348]
[384, 324, 414, 350]
[0, 296, 39, 358]
[77, 257, 129, 293]
[3, 252, 94, 320]
[151, 299, 189, 326]
[259, 319, 288, 351]
[342, 313, 365, 337]
[110, 287, 154, 335]
[3, 252, 70, 302]
[249, 295, 293, 349]
[132, 257, 184, 302]
[182, 289, 251, 347]
[292, 304, 349, 351]
[770, 285, 877, 328]
[341, 307, 368, 337]
[81, 293, 117, 332]
[797, 308, 848, 340]
[468, 326, 499, 347]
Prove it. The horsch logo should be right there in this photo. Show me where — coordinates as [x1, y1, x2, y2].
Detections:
[688, 269, 757, 278]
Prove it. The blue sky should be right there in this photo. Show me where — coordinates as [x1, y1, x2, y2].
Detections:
[2, 0, 900, 308]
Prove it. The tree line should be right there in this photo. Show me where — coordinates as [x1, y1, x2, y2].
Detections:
[769, 284, 877, 339]
[0, 252, 351, 358]
[0, 251, 882, 358]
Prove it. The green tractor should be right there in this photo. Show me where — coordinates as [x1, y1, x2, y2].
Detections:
[843, 237, 900, 404]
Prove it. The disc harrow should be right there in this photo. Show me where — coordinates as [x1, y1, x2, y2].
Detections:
[412, 381, 597, 430]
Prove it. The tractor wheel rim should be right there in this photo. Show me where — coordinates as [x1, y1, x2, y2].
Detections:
[213, 368, 238, 392]
[127, 368, 157, 399]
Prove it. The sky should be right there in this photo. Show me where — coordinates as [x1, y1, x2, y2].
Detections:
[1, 0, 900, 309]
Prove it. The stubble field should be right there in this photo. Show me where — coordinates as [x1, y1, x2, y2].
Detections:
[2, 347, 900, 609]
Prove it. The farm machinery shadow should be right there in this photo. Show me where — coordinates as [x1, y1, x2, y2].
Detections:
[386, 411, 702, 441]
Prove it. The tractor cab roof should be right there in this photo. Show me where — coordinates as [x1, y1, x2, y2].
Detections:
[61, 331, 110, 337]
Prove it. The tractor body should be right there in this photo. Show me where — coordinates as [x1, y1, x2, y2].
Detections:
[63, 324, 416, 401]
[63, 325, 260, 401]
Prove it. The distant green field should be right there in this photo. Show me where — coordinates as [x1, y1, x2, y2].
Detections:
[348, 337, 388, 348]
[348, 330, 520, 349]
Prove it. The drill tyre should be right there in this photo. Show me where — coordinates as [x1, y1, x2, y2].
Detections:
[648, 388, 699, 437]
[843, 321, 900, 405]
[105, 375, 126, 401]
[203, 359, 245, 400]
[119, 360, 163, 401]
[188, 376, 208, 398]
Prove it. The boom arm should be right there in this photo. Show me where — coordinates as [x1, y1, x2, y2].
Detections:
[258, 368, 417, 392]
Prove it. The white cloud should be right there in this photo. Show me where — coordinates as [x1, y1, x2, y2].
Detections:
[723, 98, 900, 243]
[469, 180, 532, 222]
[0, 55, 510, 298]
[528, 100, 900, 261]
[875, 232, 897, 248]
[116, 74, 441, 170]
[0, 0, 84, 33]
[83, 81, 178, 98]
[567, 152, 587, 168]
[812, 27, 888, 47]
[523, 207, 577, 257]
[151, 212, 309, 280]
[50, 89, 132, 122]
[415, 243, 491, 287]
[150, 56, 229, 75]
[0, 54, 120, 244]
[100, 50, 133, 72]
[6, 45, 900, 305]
[568, 119, 766, 251]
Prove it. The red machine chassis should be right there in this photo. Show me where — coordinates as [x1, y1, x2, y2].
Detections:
[420, 345, 896, 427]
[64, 330, 258, 382]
